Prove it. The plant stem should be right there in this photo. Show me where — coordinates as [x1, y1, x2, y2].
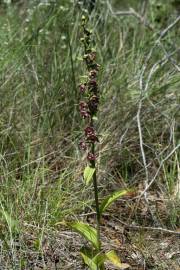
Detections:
[91, 145, 101, 250]
[90, 121, 105, 270]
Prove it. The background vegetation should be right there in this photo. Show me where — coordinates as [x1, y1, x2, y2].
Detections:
[0, 0, 179, 269]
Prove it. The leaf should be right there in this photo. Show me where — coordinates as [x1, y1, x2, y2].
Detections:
[55, 221, 98, 249]
[92, 253, 106, 266]
[92, 116, 98, 121]
[81, 252, 98, 270]
[81, 249, 130, 269]
[69, 222, 99, 250]
[80, 246, 97, 259]
[80, 250, 106, 270]
[77, 56, 83, 61]
[99, 189, 131, 215]
[83, 166, 95, 185]
[106, 250, 130, 269]
[106, 250, 121, 267]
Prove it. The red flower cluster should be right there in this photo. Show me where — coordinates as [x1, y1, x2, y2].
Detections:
[79, 17, 100, 162]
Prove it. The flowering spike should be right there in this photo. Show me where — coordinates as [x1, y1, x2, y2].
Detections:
[77, 14, 104, 269]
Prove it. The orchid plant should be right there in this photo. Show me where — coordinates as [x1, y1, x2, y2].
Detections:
[59, 15, 131, 270]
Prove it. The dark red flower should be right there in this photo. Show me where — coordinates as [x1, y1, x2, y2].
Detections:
[88, 79, 98, 92]
[87, 152, 96, 161]
[89, 69, 97, 79]
[89, 134, 99, 142]
[88, 95, 99, 113]
[80, 110, 90, 118]
[79, 101, 90, 118]
[79, 141, 87, 150]
[79, 101, 87, 107]
[84, 126, 99, 142]
[83, 52, 96, 64]
[84, 126, 94, 136]
[79, 84, 86, 93]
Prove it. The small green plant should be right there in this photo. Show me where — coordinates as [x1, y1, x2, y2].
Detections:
[57, 15, 131, 270]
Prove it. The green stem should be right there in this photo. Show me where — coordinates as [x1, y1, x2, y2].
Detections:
[91, 146, 101, 249]
[90, 124, 105, 270]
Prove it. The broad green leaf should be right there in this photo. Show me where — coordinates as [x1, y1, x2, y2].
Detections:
[80, 252, 98, 270]
[99, 189, 131, 215]
[92, 253, 106, 266]
[83, 166, 95, 185]
[106, 250, 121, 267]
[69, 222, 99, 249]
[106, 250, 130, 269]
[80, 249, 106, 269]
[55, 221, 98, 249]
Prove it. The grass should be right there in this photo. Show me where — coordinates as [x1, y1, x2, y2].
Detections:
[0, 0, 179, 269]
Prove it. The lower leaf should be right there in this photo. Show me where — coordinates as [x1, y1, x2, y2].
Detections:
[80, 252, 98, 270]
[99, 189, 133, 215]
[106, 250, 130, 269]
[60, 221, 99, 250]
